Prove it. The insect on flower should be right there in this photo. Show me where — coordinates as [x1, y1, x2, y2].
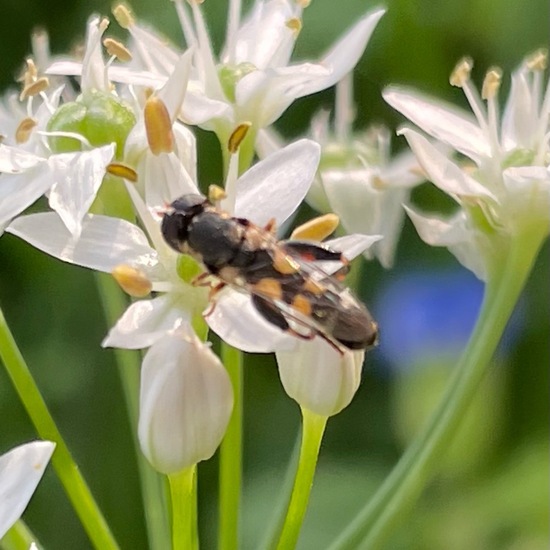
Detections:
[161, 193, 379, 352]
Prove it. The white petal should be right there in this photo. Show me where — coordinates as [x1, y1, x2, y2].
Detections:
[291, 8, 385, 98]
[6, 212, 156, 272]
[405, 206, 488, 280]
[232, 139, 320, 226]
[48, 144, 116, 237]
[324, 233, 382, 263]
[0, 441, 55, 539]
[384, 86, 490, 161]
[0, 164, 53, 227]
[103, 295, 190, 349]
[206, 291, 298, 353]
[0, 145, 43, 173]
[158, 50, 193, 122]
[401, 129, 496, 200]
[277, 340, 363, 416]
[138, 330, 233, 473]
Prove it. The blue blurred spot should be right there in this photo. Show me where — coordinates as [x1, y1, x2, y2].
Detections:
[373, 269, 523, 370]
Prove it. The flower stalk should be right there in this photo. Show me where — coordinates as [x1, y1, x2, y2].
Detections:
[218, 342, 244, 550]
[168, 466, 198, 550]
[276, 408, 328, 550]
[0, 306, 119, 550]
[328, 227, 546, 550]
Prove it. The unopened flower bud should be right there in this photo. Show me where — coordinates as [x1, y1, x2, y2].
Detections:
[139, 330, 233, 474]
[277, 340, 364, 416]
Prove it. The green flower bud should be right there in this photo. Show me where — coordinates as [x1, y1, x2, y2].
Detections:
[47, 91, 136, 158]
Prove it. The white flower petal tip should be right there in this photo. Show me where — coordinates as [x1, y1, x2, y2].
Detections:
[0, 441, 55, 539]
[399, 129, 497, 202]
[233, 139, 321, 227]
[138, 331, 233, 474]
[277, 340, 364, 417]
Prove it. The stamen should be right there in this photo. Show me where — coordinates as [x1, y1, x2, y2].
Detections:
[106, 162, 138, 181]
[112, 264, 152, 297]
[296, 0, 311, 7]
[103, 38, 132, 62]
[20, 58, 38, 86]
[290, 213, 340, 241]
[112, 4, 135, 28]
[208, 184, 227, 203]
[144, 96, 175, 155]
[526, 48, 548, 71]
[286, 17, 302, 34]
[335, 73, 354, 142]
[228, 122, 251, 153]
[20, 76, 49, 100]
[449, 57, 473, 87]
[481, 67, 502, 100]
[15, 117, 37, 144]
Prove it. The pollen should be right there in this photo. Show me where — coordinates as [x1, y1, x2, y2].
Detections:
[449, 57, 473, 88]
[286, 18, 302, 34]
[112, 4, 135, 28]
[526, 48, 548, 71]
[18, 58, 37, 87]
[208, 184, 227, 203]
[20, 76, 49, 100]
[291, 213, 340, 241]
[291, 294, 312, 316]
[145, 96, 175, 155]
[106, 162, 138, 182]
[15, 117, 37, 144]
[273, 249, 301, 274]
[103, 38, 132, 62]
[112, 264, 152, 297]
[228, 122, 252, 154]
[482, 67, 502, 100]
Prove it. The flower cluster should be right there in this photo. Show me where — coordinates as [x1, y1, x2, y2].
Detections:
[1, 1, 387, 475]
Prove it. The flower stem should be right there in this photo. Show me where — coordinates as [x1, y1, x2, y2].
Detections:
[0, 306, 119, 550]
[276, 409, 328, 550]
[3, 520, 40, 550]
[168, 466, 198, 550]
[218, 342, 243, 550]
[95, 273, 170, 550]
[329, 231, 546, 550]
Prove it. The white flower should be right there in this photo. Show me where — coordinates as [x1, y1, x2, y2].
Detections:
[277, 341, 364, 417]
[48, 2, 385, 142]
[138, 329, 233, 473]
[6, 139, 322, 352]
[0, 441, 55, 539]
[384, 52, 550, 279]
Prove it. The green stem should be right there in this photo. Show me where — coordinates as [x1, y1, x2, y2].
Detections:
[0, 306, 119, 550]
[2, 520, 40, 550]
[329, 231, 546, 550]
[218, 343, 243, 550]
[94, 274, 170, 550]
[276, 409, 328, 550]
[168, 466, 198, 550]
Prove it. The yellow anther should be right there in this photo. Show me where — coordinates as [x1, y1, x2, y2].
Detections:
[18, 58, 38, 87]
[112, 265, 152, 297]
[526, 48, 548, 71]
[449, 57, 473, 87]
[296, 0, 311, 7]
[103, 38, 132, 62]
[371, 175, 386, 190]
[20, 76, 49, 100]
[144, 96, 175, 155]
[482, 67, 502, 100]
[112, 4, 135, 28]
[208, 184, 226, 203]
[228, 122, 251, 154]
[106, 162, 138, 182]
[290, 213, 340, 241]
[15, 117, 37, 144]
[286, 17, 302, 34]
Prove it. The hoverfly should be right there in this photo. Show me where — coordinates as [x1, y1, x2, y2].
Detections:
[161, 194, 378, 352]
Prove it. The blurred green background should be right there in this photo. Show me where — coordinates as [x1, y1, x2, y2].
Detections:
[0, 0, 548, 548]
